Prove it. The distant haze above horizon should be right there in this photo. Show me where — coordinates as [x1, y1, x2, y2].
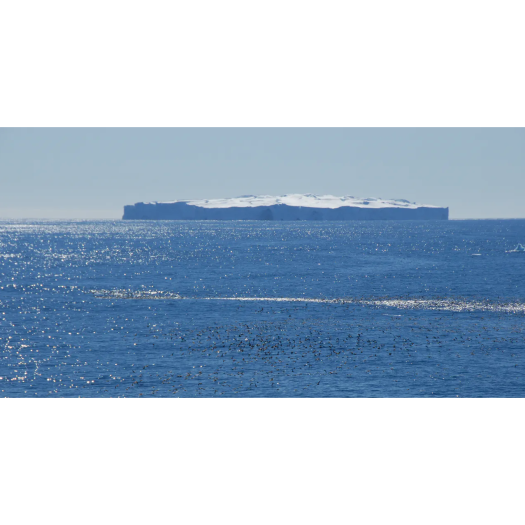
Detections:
[1, 128, 523, 219]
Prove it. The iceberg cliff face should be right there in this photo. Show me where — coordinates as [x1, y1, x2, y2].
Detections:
[123, 194, 449, 220]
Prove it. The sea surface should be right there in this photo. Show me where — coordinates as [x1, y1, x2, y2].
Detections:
[1, 219, 524, 397]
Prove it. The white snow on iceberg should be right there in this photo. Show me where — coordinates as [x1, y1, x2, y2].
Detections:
[150, 194, 439, 209]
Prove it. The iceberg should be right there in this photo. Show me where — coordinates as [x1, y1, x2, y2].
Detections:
[122, 194, 449, 221]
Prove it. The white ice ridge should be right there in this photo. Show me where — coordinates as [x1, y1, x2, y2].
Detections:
[150, 194, 439, 209]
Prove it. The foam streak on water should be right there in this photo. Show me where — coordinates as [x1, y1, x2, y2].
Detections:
[90, 289, 525, 313]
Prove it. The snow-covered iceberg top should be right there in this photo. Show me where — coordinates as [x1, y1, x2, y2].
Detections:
[149, 194, 440, 209]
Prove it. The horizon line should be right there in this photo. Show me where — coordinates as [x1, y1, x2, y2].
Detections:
[2, 217, 525, 221]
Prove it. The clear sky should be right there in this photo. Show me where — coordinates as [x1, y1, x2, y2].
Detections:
[1, 128, 523, 219]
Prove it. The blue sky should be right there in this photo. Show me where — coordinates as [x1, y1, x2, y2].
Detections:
[1, 128, 523, 219]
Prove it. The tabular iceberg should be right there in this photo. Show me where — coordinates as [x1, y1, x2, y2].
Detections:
[122, 194, 449, 221]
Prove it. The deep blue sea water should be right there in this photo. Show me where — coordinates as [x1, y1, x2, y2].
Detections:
[1, 219, 524, 397]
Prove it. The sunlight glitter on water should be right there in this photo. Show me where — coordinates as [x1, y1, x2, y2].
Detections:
[2, 219, 525, 397]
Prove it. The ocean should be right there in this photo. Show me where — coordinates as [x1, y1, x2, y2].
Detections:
[1, 219, 524, 397]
